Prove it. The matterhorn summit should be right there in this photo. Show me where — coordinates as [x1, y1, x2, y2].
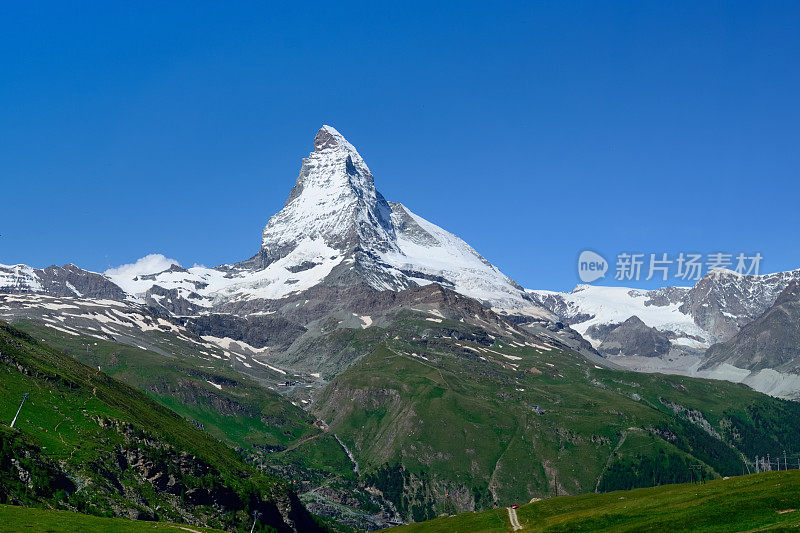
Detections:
[246, 125, 542, 312]
[258, 125, 398, 266]
[1, 126, 544, 315]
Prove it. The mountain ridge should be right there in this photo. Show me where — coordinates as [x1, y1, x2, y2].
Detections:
[528, 268, 800, 399]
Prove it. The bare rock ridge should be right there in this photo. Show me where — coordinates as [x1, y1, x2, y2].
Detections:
[0, 263, 127, 300]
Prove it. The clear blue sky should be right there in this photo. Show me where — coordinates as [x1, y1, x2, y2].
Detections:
[1, 1, 799, 291]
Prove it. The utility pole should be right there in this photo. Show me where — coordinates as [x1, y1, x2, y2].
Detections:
[249, 510, 261, 533]
[784, 451, 787, 471]
[10, 393, 28, 428]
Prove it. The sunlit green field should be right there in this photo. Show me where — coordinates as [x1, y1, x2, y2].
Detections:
[390, 471, 800, 532]
[0, 504, 226, 533]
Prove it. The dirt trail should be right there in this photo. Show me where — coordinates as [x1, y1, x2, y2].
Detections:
[507, 507, 523, 530]
[283, 431, 322, 452]
[595, 429, 629, 492]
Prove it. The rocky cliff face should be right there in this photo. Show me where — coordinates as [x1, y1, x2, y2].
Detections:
[530, 269, 800, 350]
[680, 269, 800, 342]
[257, 125, 398, 267]
[595, 316, 672, 358]
[239, 125, 542, 313]
[702, 281, 800, 374]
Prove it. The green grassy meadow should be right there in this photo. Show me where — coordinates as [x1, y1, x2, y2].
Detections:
[390, 470, 800, 532]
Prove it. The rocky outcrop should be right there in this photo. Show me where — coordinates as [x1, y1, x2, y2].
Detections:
[702, 281, 800, 373]
[145, 284, 207, 316]
[0, 263, 127, 300]
[183, 313, 307, 351]
[597, 316, 671, 358]
[680, 269, 800, 342]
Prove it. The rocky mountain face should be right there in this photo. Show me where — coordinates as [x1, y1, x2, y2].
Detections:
[527, 284, 703, 351]
[0, 263, 127, 300]
[679, 269, 800, 341]
[703, 281, 800, 374]
[529, 269, 800, 399]
[530, 269, 800, 348]
[247, 126, 541, 313]
[594, 316, 672, 358]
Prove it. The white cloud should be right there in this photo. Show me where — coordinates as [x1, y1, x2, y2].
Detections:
[104, 254, 180, 277]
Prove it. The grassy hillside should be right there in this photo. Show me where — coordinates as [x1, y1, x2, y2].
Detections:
[312, 311, 800, 522]
[14, 320, 323, 455]
[389, 470, 800, 532]
[0, 321, 322, 532]
[0, 504, 227, 532]
[10, 320, 375, 528]
[8, 305, 800, 530]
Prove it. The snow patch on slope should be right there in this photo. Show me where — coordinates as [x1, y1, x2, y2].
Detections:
[381, 204, 541, 313]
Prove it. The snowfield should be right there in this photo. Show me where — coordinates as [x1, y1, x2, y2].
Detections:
[528, 284, 708, 345]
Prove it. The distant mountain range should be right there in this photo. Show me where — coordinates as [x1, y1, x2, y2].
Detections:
[529, 268, 800, 399]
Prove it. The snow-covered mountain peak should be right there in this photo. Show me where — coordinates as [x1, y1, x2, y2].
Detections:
[307, 124, 371, 182]
[3, 126, 549, 316]
[252, 125, 544, 313]
[313, 124, 351, 151]
[260, 126, 396, 264]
